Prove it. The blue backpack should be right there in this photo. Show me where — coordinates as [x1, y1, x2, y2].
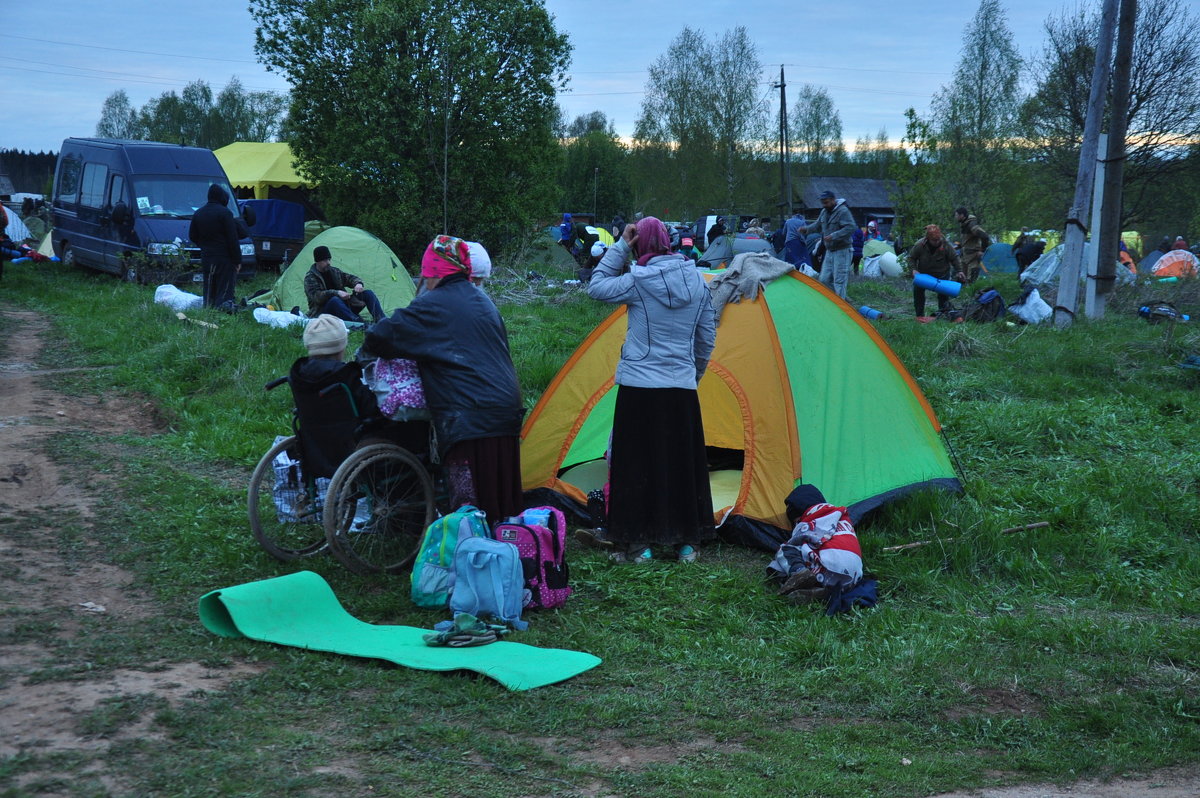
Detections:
[964, 288, 1006, 322]
[410, 506, 490, 608]
[449, 537, 528, 630]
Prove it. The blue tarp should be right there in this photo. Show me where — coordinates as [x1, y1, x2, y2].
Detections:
[242, 199, 304, 240]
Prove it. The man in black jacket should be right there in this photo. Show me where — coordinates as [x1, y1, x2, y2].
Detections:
[188, 184, 241, 311]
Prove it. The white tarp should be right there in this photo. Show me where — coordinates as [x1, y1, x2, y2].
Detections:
[1020, 242, 1134, 288]
[1, 206, 31, 242]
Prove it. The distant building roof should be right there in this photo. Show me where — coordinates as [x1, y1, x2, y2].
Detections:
[798, 177, 897, 211]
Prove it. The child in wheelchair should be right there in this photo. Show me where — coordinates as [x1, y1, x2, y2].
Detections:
[293, 314, 431, 471]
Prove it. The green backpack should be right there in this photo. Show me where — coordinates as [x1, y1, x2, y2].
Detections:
[410, 505, 490, 608]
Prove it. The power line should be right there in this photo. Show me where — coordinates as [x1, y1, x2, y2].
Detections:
[0, 61, 281, 93]
[776, 62, 950, 77]
[6, 33, 260, 64]
[0, 58, 281, 91]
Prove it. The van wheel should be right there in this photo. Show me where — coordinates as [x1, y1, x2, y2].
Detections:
[61, 245, 75, 268]
[123, 264, 138, 283]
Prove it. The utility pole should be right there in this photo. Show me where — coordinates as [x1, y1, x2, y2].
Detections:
[1085, 132, 1107, 312]
[1089, 0, 1137, 319]
[593, 167, 599, 218]
[1054, 0, 1119, 328]
[774, 65, 792, 218]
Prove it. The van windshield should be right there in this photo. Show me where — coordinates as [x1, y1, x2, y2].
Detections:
[131, 175, 238, 220]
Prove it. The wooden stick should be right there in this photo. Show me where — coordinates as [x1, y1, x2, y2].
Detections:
[176, 312, 219, 329]
[881, 521, 1049, 553]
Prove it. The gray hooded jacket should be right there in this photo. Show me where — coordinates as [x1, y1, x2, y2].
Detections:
[587, 238, 716, 389]
[815, 199, 856, 251]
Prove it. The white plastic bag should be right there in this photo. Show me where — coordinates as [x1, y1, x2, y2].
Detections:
[1009, 288, 1052, 324]
[154, 284, 203, 311]
[253, 307, 310, 329]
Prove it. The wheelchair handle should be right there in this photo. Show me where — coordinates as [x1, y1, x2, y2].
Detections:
[265, 376, 289, 391]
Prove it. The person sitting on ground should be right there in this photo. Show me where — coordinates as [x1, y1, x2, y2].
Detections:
[909, 224, 964, 319]
[866, 220, 885, 241]
[364, 235, 525, 524]
[769, 484, 864, 605]
[678, 237, 701, 263]
[303, 245, 385, 325]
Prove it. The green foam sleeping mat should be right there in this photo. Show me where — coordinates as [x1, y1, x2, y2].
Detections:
[199, 570, 601, 691]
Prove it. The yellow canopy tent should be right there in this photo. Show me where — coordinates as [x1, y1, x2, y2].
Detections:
[213, 142, 309, 200]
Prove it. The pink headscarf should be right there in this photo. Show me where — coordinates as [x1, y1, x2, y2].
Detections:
[634, 216, 672, 265]
[420, 235, 472, 278]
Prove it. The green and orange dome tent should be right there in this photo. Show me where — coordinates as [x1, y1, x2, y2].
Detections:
[520, 270, 961, 549]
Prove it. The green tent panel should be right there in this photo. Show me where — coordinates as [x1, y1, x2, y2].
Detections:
[263, 226, 415, 316]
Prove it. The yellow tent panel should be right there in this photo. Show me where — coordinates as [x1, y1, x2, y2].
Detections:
[213, 142, 310, 200]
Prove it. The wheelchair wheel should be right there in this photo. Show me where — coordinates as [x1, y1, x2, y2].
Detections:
[248, 435, 329, 560]
[324, 444, 435, 575]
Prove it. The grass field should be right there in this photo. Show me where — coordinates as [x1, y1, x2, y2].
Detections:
[1, 248, 1198, 797]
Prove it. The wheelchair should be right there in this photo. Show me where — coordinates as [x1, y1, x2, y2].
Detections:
[247, 358, 437, 575]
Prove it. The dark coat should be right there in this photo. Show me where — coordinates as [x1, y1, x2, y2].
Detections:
[908, 236, 961, 280]
[363, 274, 523, 456]
[188, 184, 240, 263]
[303, 263, 365, 316]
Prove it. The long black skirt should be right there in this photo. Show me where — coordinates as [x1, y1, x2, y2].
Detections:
[607, 385, 714, 547]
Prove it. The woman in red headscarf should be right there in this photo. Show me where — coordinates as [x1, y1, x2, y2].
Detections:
[582, 217, 717, 563]
[365, 236, 524, 523]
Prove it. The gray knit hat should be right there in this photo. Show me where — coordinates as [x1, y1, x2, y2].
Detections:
[303, 314, 347, 356]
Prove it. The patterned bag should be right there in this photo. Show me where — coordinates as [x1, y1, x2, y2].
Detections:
[491, 506, 572, 610]
[364, 358, 430, 421]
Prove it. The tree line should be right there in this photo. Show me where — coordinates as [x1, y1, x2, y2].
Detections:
[0, 150, 57, 195]
[83, 0, 1200, 259]
[565, 0, 1200, 250]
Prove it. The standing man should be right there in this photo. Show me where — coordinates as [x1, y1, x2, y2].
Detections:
[955, 207, 989, 283]
[188, 184, 240, 312]
[303, 245, 385, 324]
[815, 191, 855, 299]
[909, 224, 964, 319]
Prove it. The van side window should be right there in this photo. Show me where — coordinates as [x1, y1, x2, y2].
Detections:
[56, 158, 81, 202]
[80, 163, 110, 209]
[109, 174, 126, 208]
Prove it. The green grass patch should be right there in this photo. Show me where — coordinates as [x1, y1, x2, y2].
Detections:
[1, 261, 1198, 796]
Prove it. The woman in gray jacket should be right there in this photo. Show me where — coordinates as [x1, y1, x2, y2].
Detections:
[583, 217, 717, 563]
